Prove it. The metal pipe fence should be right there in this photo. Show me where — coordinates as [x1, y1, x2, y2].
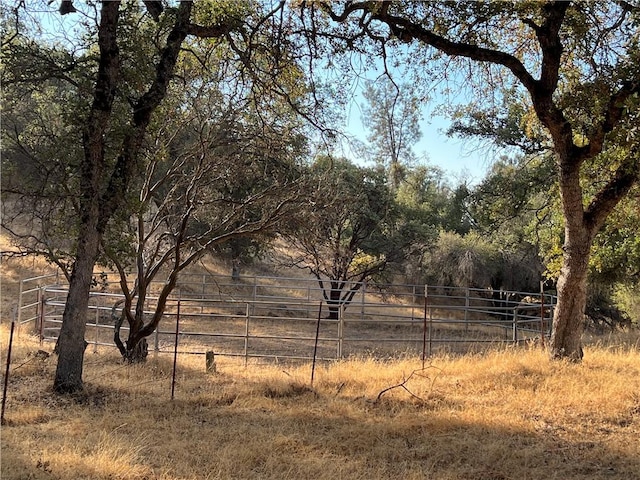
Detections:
[19, 273, 556, 361]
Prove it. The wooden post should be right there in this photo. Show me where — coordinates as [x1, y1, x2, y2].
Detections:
[205, 351, 216, 373]
[1, 322, 16, 425]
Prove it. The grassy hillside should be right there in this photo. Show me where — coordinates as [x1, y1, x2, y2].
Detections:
[2, 237, 640, 479]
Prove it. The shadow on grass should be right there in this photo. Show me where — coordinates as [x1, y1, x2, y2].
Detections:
[2, 349, 639, 480]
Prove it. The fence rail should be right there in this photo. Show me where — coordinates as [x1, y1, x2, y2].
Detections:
[19, 273, 556, 361]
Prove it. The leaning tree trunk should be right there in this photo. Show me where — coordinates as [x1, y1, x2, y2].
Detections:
[53, 220, 101, 392]
[53, 0, 195, 389]
[53, 1, 121, 392]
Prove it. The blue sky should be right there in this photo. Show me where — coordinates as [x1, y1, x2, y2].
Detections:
[341, 94, 493, 186]
[37, 3, 496, 185]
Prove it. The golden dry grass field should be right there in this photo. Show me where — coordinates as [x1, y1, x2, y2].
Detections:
[2, 325, 640, 480]
[2, 244, 640, 479]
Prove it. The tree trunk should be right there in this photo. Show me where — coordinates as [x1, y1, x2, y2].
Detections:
[326, 285, 341, 321]
[125, 335, 149, 363]
[549, 157, 594, 361]
[52, 0, 121, 393]
[53, 220, 101, 392]
[549, 225, 592, 361]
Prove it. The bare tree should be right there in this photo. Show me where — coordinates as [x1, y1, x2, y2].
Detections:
[105, 74, 306, 361]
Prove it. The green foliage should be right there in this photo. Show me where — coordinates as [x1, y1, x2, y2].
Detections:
[591, 186, 640, 285]
[289, 157, 397, 282]
[193, 0, 249, 27]
[448, 88, 547, 156]
[613, 283, 640, 325]
[394, 165, 471, 236]
[469, 155, 559, 270]
[422, 230, 543, 292]
[423, 231, 501, 289]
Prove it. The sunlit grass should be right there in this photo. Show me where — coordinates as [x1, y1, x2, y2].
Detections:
[2, 245, 640, 479]
[2, 326, 639, 480]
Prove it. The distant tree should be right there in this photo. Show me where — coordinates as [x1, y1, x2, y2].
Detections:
[361, 78, 422, 190]
[395, 165, 473, 236]
[285, 156, 420, 319]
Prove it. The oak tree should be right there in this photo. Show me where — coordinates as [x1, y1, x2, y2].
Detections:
[305, 0, 640, 360]
[3, 0, 292, 392]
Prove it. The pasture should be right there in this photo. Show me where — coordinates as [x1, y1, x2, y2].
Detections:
[2, 325, 640, 480]
[2, 251, 639, 479]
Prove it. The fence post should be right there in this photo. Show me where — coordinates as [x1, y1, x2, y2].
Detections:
[244, 303, 250, 367]
[361, 281, 366, 321]
[16, 279, 24, 335]
[422, 285, 428, 367]
[337, 304, 344, 359]
[201, 274, 206, 314]
[512, 310, 519, 344]
[310, 302, 323, 387]
[35, 287, 42, 337]
[94, 295, 100, 353]
[171, 297, 181, 401]
[539, 281, 546, 347]
[38, 291, 45, 344]
[205, 351, 216, 373]
[428, 297, 433, 358]
[464, 288, 470, 331]
[1, 321, 16, 425]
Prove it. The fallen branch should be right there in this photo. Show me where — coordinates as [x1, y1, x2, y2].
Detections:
[375, 364, 442, 404]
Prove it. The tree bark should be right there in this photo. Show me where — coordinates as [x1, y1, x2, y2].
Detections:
[53, 221, 101, 392]
[549, 217, 592, 361]
[53, 0, 121, 393]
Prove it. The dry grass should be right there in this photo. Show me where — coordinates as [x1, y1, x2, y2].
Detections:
[1, 327, 639, 480]
[2, 240, 640, 479]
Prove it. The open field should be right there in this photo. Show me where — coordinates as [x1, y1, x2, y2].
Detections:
[2, 242, 640, 479]
[2, 326, 640, 480]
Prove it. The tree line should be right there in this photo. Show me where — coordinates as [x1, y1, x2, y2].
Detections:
[1, 1, 638, 393]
